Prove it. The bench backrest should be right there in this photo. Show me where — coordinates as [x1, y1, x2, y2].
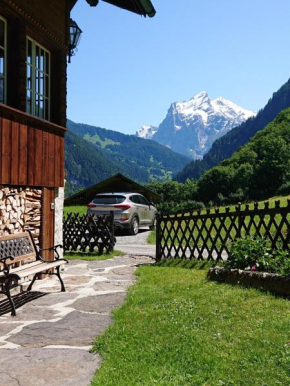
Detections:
[0, 232, 37, 268]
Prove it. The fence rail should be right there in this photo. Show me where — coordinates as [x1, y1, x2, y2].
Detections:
[63, 212, 115, 254]
[156, 200, 290, 261]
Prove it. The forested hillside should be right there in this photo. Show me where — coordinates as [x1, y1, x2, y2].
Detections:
[147, 108, 290, 212]
[196, 108, 290, 203]
[65, 131, 126, 196]
[175, 78, 290, 182]
[65, 120, 190, 196]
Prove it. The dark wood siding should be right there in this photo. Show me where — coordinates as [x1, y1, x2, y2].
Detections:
[0, 104, 66, 188]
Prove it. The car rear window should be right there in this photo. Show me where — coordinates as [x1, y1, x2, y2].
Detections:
[92, 195, 125, 205]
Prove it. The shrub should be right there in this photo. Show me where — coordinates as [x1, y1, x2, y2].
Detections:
[225, 236, 269, 271]
[277, 181, 290, 196]
[225, 236, 290, 275]
[156, 200, 205, 215]
[227, 188, 247, 204]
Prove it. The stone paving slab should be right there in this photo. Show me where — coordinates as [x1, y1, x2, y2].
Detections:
[0, 255, 152, 385]
[73, 292, 126, 313]
[8, 311, 112, 348]
[0, 348, 101, 386]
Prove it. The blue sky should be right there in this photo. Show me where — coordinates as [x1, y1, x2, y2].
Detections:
[68, 0, 290, 134]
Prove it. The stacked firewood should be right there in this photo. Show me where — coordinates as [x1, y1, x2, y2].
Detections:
[0, 187, 42, 238]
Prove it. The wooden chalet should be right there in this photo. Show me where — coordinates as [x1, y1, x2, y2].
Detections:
[0, 0, 156, 260]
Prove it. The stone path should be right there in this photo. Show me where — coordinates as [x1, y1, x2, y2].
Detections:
[0, 255, 152, 386]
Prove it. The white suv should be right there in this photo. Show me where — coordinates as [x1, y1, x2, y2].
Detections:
[87, 192, 158, 235]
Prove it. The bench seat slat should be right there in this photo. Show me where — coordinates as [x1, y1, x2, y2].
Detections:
[0, 260, 66, 279]
[0, 260, 41, 278]
[7, 260, 42, 273]
[11, 261, 66, 279]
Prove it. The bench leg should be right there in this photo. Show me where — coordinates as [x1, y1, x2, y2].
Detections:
[27, 273, 38, 291]
[1, 280, 17, 316]
[55, 266, 66, 292]
[6, 284, 16, 316]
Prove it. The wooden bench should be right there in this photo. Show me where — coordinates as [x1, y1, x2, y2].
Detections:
[0, 231, 68, 316]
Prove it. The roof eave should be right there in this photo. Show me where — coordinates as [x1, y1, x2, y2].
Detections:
[101, 0, 156, 18]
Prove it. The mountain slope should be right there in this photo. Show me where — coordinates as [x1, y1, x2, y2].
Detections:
[65, 131, 127, 195]
[136, 92, 255, 159]
[175, 78, 290, 182]
[196, 107, 290, 203]
[65, 120, 190, 195]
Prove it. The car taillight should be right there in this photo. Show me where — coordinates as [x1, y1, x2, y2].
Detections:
[114, 204, 131, 210]
[87, 203, 97, 208]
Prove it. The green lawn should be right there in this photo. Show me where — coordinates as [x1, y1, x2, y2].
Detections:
[64, 250, 124, 261]
[91, 263, 290, 385]
[64, 205, 87, 217]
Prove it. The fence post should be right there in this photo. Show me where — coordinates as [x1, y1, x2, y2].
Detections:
[155, 212, 161, 261]
[110, 211, 115, 251]
[237, 202, 241, 238]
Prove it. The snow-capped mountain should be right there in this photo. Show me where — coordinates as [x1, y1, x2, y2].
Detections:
[136, 125, 158, 139]
[136, 92, 256, 159]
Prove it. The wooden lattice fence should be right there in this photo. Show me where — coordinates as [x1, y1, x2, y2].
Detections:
[156, 200, 290, 261]
[63, 212, 115, 254]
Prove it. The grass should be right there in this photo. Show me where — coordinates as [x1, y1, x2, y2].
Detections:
[147, 229, 156, 245]
[64, 250, 124, 261]
[91, 263, 290, 385]
[64, 205, 87, 217]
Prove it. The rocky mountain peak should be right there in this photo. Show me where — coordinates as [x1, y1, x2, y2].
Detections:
[136, 92, 256, 159]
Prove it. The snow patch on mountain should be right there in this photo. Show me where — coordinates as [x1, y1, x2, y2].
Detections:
[136, 125, 158, 140]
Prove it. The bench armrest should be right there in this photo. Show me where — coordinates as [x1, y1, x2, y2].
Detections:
[38, 245, 63, 260]
[0, 255, 14, 275]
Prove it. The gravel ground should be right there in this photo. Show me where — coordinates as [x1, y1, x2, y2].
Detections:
[115, 228, 152, 245]
[115, 228, 156, 258]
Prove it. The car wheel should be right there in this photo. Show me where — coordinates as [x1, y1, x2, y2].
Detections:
[149, 215, 157, 231]
[129, 216, 139, 235]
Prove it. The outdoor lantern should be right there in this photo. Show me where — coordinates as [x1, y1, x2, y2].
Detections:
[68, 19, 82, 63]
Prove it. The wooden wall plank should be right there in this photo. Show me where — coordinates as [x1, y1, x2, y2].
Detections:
[54, 134, 61, 187]
[28, 126, 36, 186]
[42, 130, 49, 186]
[11, 121, 20, 185]
[48, 132, 55, 187]
[34, 128, 43, 186]
[18, 123, 28, 185]
[2, 118, 12, 184]
[59, 135, 65, 186]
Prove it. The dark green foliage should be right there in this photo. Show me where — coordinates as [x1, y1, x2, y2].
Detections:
[65, 120, 190, 196]
[193, 108, 290, 204]
[225, 236, 270, 271]
[145, 180, 204, 214]
[225, 236, 290, 275]
[277, 182, 290, 196]
[176, 78, 290, 182]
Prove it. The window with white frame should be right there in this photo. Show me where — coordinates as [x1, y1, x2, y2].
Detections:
[26, 37, 50, 120]
[0, 16, 7, 104]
